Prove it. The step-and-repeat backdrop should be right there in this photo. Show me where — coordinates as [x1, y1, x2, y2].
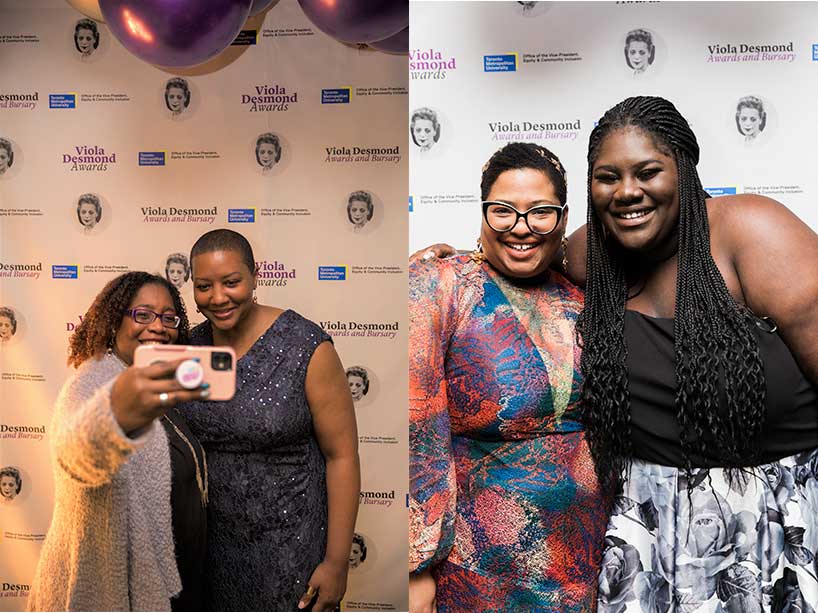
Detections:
[410, 1, 818, 251]
[0, 1, 408, 611]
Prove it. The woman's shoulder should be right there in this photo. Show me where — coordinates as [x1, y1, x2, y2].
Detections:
[708, 193, 807, 251]
[271, 309, 331, 347]
[58, 354, 124, 406]
[188, 320, 212, 346]
[409, 252, 477, 290]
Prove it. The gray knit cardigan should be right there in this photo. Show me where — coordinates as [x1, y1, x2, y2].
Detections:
[27, 354, 181, 612]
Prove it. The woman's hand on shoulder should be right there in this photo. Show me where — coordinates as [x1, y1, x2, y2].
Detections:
[298, 558, 348, 611]
[409, 569, 437, 613]
[409, 243, 457, 265]
[110, 359, 210, 436]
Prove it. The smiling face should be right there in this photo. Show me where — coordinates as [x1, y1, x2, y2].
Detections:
[412, 118, 435, 149]
[257, 143, 277, 168]
[738, 107, 761, 137]
[349, 200, 369, 226]
[348, 374, 365, 401]
[79, 201, 97, 227]
[167, 86, 185, 113]
[591, 126, 680, 257]
[0, 316, 12, 341]
[0, 148, 9, 173]
[480, 167, 565, 279]
[0, 476, 17, 499]
[76, 27, 95, 54]
[113, 283, 179, 366]
[167, 262, 186, 288]
[627, 40, 649, 70]
[192, 249, 257, 334]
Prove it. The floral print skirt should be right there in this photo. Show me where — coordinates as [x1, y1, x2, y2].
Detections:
[598, 448, 818, 613]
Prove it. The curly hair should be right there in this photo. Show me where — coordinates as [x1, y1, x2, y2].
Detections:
[345, 366, 370, 395]
[74, 18, 99, 52]
[735, 95, 767, 135]
[255, 133, 282, 167]
[480, 142, 567, 205]
[165, 77, 191, 111]
[410, 108, 441, 147]
[0, 306, 17, 335]
[347, 191, 374, 223]
[77, 193, 102, 225]
[624, 28, 655, 69]
[577, 96, 766, 491]
[67, 272, 190, 368]
[351, 533, 367, 562]
[165, 253, 190, 283]
[0, 466, 22, 496]
[0, 138, 13, 170]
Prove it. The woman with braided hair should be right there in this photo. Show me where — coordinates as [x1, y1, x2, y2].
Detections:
[576, 96, 818, 612]
[409, 142, 609, 612]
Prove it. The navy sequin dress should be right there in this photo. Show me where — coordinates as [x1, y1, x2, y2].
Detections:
[178, 310, 331, 611]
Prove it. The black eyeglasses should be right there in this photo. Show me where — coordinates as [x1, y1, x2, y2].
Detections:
[481, 201, 565, 235]
[126, 308, 181, 329]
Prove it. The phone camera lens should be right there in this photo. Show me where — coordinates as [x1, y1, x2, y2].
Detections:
[211, 351, 232, 371]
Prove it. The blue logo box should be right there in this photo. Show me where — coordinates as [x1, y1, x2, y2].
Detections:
[138, 152, 166, 166]
[322, 88, 351, 104]
[408, 195, 413, 212]
[705, 187, 737, 197]
[228, 208, 255, 223]
[483, 54, 516, 72]
[232, 30, 258, 46]
[318, 266, 346, 281]
[813, 44, 818, 61]
[52, 265, 78, 279]
[49, 94, 76, 109]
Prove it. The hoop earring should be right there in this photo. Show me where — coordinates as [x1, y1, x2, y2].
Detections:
[470, 237, 485, 264]
[561, 236, 569, 272]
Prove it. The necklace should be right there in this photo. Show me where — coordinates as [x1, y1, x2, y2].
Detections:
[162, 413, 208, 507]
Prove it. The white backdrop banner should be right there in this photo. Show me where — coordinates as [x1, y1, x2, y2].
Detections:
[0, 1, 408, 610]
[409, 1, 818, 252]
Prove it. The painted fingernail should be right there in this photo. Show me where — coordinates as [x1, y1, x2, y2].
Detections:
[201, 382, 211, 389]
[200, 389, 211, 398]
[422, 250, 436, 260]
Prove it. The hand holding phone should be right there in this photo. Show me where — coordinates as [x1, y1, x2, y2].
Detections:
[134, 345, 237, 401]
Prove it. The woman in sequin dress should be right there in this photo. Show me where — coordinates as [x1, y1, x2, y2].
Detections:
[409, 143, 609, 613]
[178, 229, 360, 612]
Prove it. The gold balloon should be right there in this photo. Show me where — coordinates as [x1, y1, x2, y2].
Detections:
[65, 0, 104, 23]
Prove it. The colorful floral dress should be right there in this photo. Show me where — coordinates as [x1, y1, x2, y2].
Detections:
[598, 311, 818, 613]
[409, 255, 609, 612]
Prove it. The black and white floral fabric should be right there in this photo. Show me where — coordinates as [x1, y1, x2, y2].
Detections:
[598, 449, 818, 612]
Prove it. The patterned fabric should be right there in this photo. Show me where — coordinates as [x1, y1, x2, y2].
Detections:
[409, 254, 609, 612]
[178, 310, 331, 611]
[598, 449, 818, 613]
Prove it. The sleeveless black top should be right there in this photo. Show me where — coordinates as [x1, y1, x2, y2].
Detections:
[626, 310, 818, 467]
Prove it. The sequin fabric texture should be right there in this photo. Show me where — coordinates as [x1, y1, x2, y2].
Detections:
[178, 310, 330, 611]
[409, 255, 610, 612]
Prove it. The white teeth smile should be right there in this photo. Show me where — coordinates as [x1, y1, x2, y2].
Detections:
[507, 243, 536, 251]
[616, 210, 651, 220]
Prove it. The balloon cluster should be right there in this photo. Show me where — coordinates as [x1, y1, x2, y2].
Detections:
[66, 0, 406, 69]
[297, 0, 407, 55]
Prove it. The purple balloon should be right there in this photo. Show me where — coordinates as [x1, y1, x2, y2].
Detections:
[297, 0, 408, 44]
[99, 0, 252, 67]
[250, 0, 277, 16]
[368, 26, 407, 54]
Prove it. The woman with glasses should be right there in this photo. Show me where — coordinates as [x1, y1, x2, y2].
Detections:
[409, 143, 609, 612]
[28, 272, 210, 612]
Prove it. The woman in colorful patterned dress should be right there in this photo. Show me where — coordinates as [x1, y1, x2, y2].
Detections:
[576, 96, 818, 612]
[409, 143, 610, 612]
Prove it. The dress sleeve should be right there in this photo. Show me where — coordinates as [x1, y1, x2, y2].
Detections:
[408, 257, 459, 573]
[51, 365, 153, 487]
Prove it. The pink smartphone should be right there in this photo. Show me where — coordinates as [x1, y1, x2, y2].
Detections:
[133, 344, 237, 401]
